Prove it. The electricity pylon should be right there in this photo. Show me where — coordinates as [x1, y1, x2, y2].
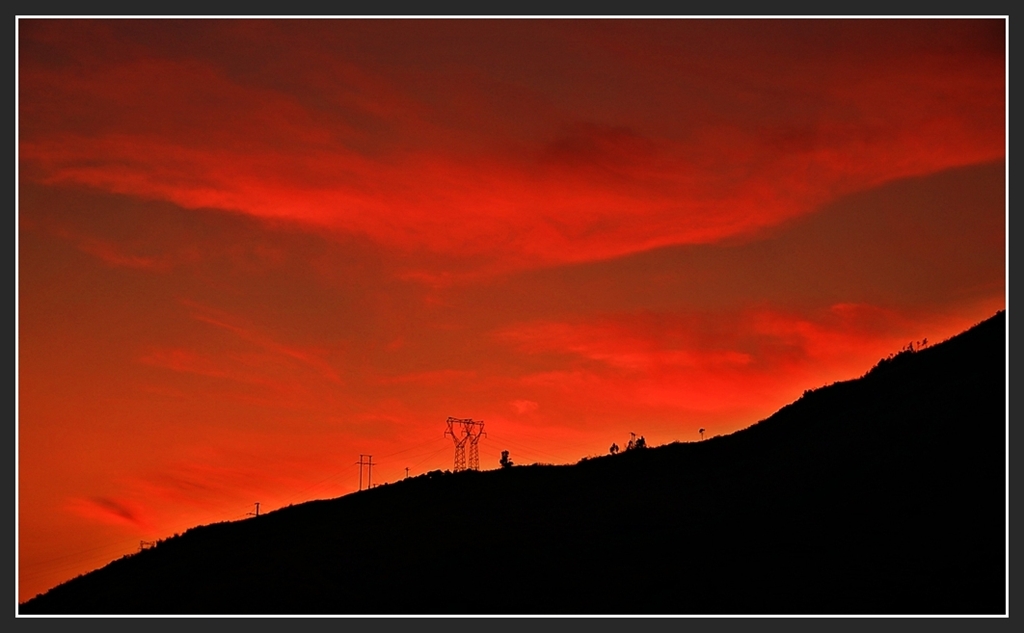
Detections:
[444, 418, 469, 472]
[468, 424, 486, 471]
[445, 417, 486, 472]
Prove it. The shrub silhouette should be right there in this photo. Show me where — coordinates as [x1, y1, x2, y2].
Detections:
[868, 339, 928, 377]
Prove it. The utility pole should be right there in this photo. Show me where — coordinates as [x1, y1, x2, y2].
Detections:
[247, 502, 260, 517]
[357, 454, 374, 491]
[405, 467, 410, 479]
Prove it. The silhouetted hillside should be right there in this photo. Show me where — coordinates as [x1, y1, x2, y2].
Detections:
[20, 311, 1006, 615]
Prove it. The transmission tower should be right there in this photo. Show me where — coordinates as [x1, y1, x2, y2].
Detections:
[468, 424, 487, 471]
[444, 418, 470, 472]
[444, 417, 486, 472]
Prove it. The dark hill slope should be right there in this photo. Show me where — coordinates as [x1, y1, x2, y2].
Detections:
[20, 311, 1006, 615]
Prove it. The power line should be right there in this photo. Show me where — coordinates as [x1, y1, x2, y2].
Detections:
[20, 548, 134, 580]
[378, 436, 448, 459]
[18, 537, 141, 570]
[489, 429, 609, 463]
[281, 462, 361, 505]
[407, 444, 452, 473]
[487, 433, 569, 464]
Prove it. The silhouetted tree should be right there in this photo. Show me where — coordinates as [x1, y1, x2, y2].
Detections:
[636, 436, 647, 449]
[500, 450, 514, 469]
[609, 443, 619, 455]
[699, 428, 705, 440]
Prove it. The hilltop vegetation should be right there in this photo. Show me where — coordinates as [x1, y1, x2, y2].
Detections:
[20, 312, 1006, 615]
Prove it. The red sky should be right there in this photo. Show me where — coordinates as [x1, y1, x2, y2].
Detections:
[16, 18, 1006, 604]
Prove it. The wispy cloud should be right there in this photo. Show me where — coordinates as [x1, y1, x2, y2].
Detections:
[19, 20, 1004, 273]
[66, 496, 153, 531]
[179, 300, 343, 386]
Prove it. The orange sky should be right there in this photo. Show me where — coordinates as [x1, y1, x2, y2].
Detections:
[16, 18, 1006, 604]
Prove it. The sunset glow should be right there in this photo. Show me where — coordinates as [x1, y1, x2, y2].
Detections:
[17, 17, 1005, 604]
